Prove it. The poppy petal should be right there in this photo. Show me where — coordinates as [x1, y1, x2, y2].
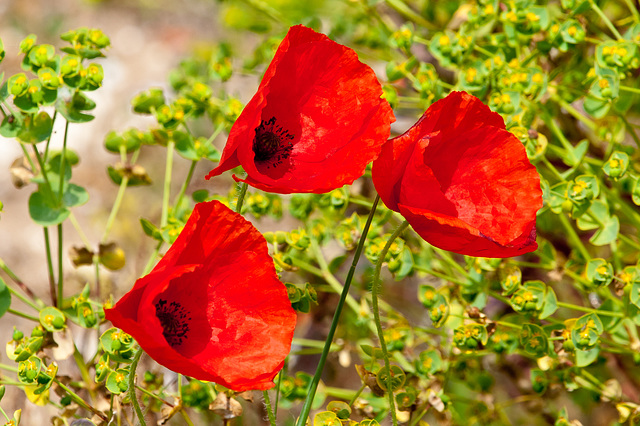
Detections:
[206, 24, 394, 194]
[372, 91, 542, 258]
[398, 203, 538, 257]
[105, 201, 296, 391]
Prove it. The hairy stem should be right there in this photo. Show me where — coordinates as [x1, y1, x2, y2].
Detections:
[371, 220, 409, 426]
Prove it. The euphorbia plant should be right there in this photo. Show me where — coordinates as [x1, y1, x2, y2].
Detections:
[1, 0, 640, 424]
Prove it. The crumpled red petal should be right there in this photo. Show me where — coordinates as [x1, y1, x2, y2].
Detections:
[206, 25, 395, 194]
[105, 201, 296, 391]
[372, 91, 542, 258]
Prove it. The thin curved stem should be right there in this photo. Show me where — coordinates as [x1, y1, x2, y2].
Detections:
[129, 348, 146, 425]
[371, 220, 409, 426]
[296, 195, 380, 426]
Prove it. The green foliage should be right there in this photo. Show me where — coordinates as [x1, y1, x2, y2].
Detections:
[1, 0, 640, 424]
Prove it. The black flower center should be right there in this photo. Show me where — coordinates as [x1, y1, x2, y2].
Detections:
[155, 299, 191, 347]
[253, 116, 295, 168]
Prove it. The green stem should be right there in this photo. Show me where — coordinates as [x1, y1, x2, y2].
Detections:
[306, 242, 363, 315]
[558, 213, 591, 261]
[274, 361, 285, 414]
[32, 146, 55, 203]
[174, 160, 197, 209]
[129, 348, 146, 425]
[556, 301, 624, 317]
[622, 0, 640, 22]
[161, 141, 175, 228]
[296, 195, 380, 426]
[235, 181, 249, 213]
[44, 110, 57, 162]
[588, 0, 624, 40]
[142, 241, 163, 275]
[5, 286, 40, 311]
[0, 259, 43, 308]
[371, 221, 409, 426]
[101, 147, 133, 244]
[0, 363, 19, 373]
[68, 212, 92, 248]
[620, 234, 640, 251]
[73, 346, 96, 401]
[135, 385, 174, 407]
[43, 228, 57, 307]
[57, 223, 63, 309]
[19, 142, 38, 177]
[619, 85, 640, 95]
[54, 378, 107, 421]
[58, 120, 69, 200]
[413, 264, 468, 286]
[7, 308, 39, 322]
[550, 94, 597, 131]
[617, 112, 640, 149]
[179, 410, 196, 426]
[293, 337, 340, 351]
[263, 390, 277, 426]
[348, 383, 367, 407]
[384, 0, 434, 29]
[0, 405, 9, 421]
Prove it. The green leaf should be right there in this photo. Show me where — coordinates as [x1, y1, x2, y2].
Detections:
[131, 87, 165, 114]
[39, 307, 66, 332]
[312, 411, 341, 426]
[562, 140, 589, 168]
[56, 92, 95, 123]
[28, 190, 69, 226]
[520, 323, 549, 357]
[376, 365, 406, 392]
[589, 215, 619, 246]
[104, 130, 140, 154]
[173, 130, 199, 161]
[584, 95, 610, 119]
[575, 347, 599, 367]
[140, 218, 161, 239]
[326, 401, 351, 420]
[0, 81, 9, 102]
[0, 277, 11, 319]
[630, 282, 640, 309]
[576, 200, 610, 231]
[539, 286, 558, 320]
[0, 114, 21, 138]
[62, 184, 89, 208]
[17, 111, 53, 143]
[105, 369, 129, 394]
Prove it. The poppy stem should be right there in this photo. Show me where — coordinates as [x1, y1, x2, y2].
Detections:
[235, 181, 249, 213]
[129, 348, 147, 425]
[263, 390, 277, 426]
[296, 195, 380, 426]
[54, 378, 108, 421]
[371, 220, 409, 426]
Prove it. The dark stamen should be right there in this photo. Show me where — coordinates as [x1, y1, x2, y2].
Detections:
[155, 299, 191, 347]
[253, 116, 295, 168]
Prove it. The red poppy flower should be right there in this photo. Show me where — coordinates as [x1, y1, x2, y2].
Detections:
[104, 200, 296, 391]
[205, 24, 395, 194]
[372, 91, 542, 258]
